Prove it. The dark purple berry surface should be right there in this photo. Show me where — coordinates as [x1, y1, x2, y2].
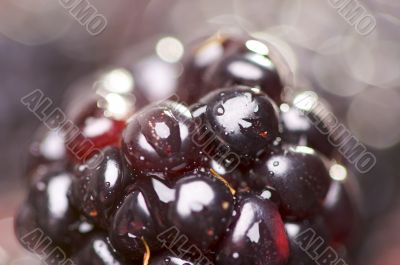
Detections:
[251, 146, 332, 219]
[169, 171, 234, 250]
[177, 34, 284, 104]
[281, 105, 335, 158]
[285, 218, 331, 265]
[216, 194, 289, 265]
[70, 146, 125, 228]
[122, 101, 200, 175]
[198, 86, 280, 161]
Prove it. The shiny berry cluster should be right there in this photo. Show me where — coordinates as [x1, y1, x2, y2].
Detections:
[16, 34, 361, 265]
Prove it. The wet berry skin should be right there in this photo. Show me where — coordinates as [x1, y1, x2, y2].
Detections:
[285, 219, 332, 265]
[216, 194, 289, 265]
[177, 34, 243, 104]
[205, 49, 283, 104]
[178, 35, 283, 104]
[251, 146, 332, 219]
[27, 170, 81, 247]
[206, 157, 247, 192]
[122, 101, 200, 175]
[109, 175, 175, 261]
[72, 234, 127, 265]
[110, 188, 160, 260]
[323, 180, 360, 245]
[66, 98, 126, 162]
[69, 146, 125, 228]
[281, 106, 335, 158]
[191, 103, 241, 173]
[26, 127, 67, 179]
[169, 170, 234, 251]
[198, 86, 280, 161]
[29, 172, 78, 238]
[15, 200, 96, 256]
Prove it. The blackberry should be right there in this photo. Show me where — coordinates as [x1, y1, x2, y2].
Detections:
[16, 33, 361, 265]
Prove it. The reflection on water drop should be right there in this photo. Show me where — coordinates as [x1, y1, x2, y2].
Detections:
[246, 39, 270, 55]
[329, 164, 347, 181]
[216, 106, 225, 115]
[279, 103, 290, 112]
[260, 190, 272, 199]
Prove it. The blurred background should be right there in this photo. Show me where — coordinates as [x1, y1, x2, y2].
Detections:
[0, 0, 399, 264]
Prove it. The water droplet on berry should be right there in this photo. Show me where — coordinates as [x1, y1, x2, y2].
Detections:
[260, 190, 272, 200]
[216, 106, 225, 115]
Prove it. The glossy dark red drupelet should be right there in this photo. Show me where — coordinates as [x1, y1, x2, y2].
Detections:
[177, 34, 284, 104]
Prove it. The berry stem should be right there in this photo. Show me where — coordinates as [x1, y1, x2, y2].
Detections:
[210, 168, 236, 195]
[142, 237, 151, 265]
